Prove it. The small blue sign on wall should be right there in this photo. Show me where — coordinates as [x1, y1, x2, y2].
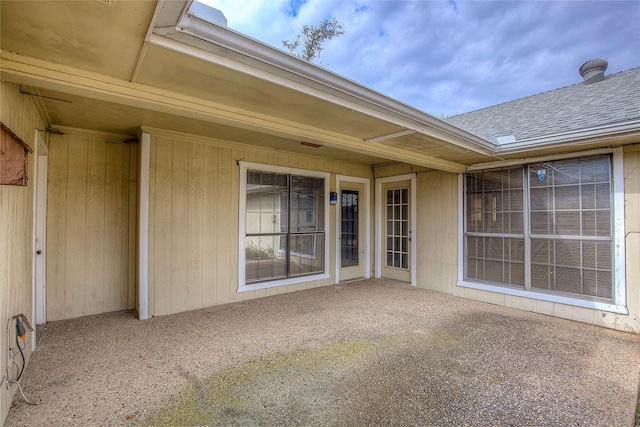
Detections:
[537, 169, 547, 182]
[330, 192, 338, 204]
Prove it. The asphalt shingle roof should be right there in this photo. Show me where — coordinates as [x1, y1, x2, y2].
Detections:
[445, 67, 640, 142]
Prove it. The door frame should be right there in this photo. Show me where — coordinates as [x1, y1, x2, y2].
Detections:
[32, 130, 48, 350]
[335, 175, 371, 284]
[375, 173, 417, 285]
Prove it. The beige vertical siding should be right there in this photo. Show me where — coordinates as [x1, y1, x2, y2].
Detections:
[415, 157, 640, 333]
[621, 148, 640, 332]
[0, 82, 45, 425]
[145, 130, 372, 317]
[415, 170, 459, 293]
[46, 133, 137, 321]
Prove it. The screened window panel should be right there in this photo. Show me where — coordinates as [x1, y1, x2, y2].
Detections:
[555, 185, 580, 210]
[245, 236, 286, 283]
[245, 169, 326, 284]
[465, 155, 613, 301]
[465, 167, 523, 236]
[555, 267, 582, 294]
[465, 236, 525, 287]
[289, 175, 324, 233]
[246, 171, 287, 235]
[595, 183, 611, 208]
[530, 212, 551, 235]
[555, 240, 581, 267]
[555, 212, 581, 235]
[530, 238, 612, 299]
[289, 234, 324, 277]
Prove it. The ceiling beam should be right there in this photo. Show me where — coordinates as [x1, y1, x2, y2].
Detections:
[0, 50, 467, 173]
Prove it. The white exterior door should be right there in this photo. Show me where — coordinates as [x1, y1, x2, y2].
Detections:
[33, 131, 48, 328]
[339, 182, 365, 281]
[381, 180, 411, 282]
[335, 176, 370, 284]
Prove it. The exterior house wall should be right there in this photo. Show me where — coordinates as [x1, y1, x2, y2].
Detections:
[0, 82, 45, 425]
[415, 156, 640, 333]
[145, 130, 372, 317]
[46, 132, 137, 321]
[622, 147, 640, 332]
[415, 170, 459, 294]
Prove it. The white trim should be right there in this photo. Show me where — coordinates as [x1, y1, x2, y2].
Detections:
[494, 119, 640, 154]
[31, 130, 48, 351]
[138, 132, 150, 320]
[466, 147, 619, 171]
[335, 175, 371, 284]
[457, 148, 627, 314]
[238, 161, 331, 292]
[456, 280, 628, 314]
[375, 180, 382, 279]
[374, 173, 417, 285]
[457, 174, 465, 283]
[612, 149, 626, 310]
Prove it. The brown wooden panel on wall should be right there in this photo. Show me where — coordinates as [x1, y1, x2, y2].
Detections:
[0, 122, 32, 186]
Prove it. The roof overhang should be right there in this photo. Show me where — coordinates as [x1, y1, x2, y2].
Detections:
[0, 0, 504, 173]
[2, 0, 636, 172]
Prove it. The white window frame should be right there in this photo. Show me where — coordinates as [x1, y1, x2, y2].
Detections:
[238, 161, 330, 292]
[457, 148, 627, 314]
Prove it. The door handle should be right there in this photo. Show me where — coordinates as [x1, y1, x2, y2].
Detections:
[36, 250, 42, 255]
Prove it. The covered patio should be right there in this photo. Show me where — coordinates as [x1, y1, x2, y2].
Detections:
[6, 279, 639, 426]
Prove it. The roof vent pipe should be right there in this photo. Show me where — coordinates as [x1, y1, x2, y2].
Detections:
[579, 58, 608, 85]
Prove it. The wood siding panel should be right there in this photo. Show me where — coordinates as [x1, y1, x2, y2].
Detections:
[105, 143, 127, 312]
[171, 141, 189, 313]
[216, 147, 234, 304]
[46, 134, 134, 321]
[146, 131, 372, 316]
[153, 137, 173, 315]
[127, 146, 137, 308]
[416, 170, 458, 293]
[621, 151, 640, 331]
[46, 135, 68, 321]
[1, 82, 45, 425]
[202, 144, 218, 307]
[147, 138, 157, 316]
[85, 138, 106, 315]
[65, 135, 88, 318]
[188, 142, 204, 310]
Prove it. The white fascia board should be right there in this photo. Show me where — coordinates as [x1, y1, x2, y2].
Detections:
[149, 5, 495, 155]
[494, 119, 640, 154]
[466, 147, 622, 171]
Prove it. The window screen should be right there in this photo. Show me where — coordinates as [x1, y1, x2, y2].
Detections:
[245, 170, 325, 284]
[464, 155, 613, 301]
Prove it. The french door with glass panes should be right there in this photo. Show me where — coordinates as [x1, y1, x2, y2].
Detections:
[382, 180, 411, 282]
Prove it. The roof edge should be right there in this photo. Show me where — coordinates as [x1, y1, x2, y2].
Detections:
[152, 1, 496, 154]
[494, 119, 640, 155]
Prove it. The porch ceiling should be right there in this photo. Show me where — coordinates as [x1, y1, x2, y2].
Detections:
[0, 0, 496, 171]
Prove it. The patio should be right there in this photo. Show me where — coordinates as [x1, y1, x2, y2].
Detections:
[5, 279, 640, 426]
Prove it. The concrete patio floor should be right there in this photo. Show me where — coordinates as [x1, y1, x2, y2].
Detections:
[5, 279, 640, 426]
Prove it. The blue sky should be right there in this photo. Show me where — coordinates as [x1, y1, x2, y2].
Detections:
[202, 0, 639, 117]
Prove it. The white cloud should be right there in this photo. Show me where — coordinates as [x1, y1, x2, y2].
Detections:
[201, 0, 640, 116]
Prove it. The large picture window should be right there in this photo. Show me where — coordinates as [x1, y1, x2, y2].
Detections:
[464, 154, 618, 304]
[240, 163, 328, 290]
